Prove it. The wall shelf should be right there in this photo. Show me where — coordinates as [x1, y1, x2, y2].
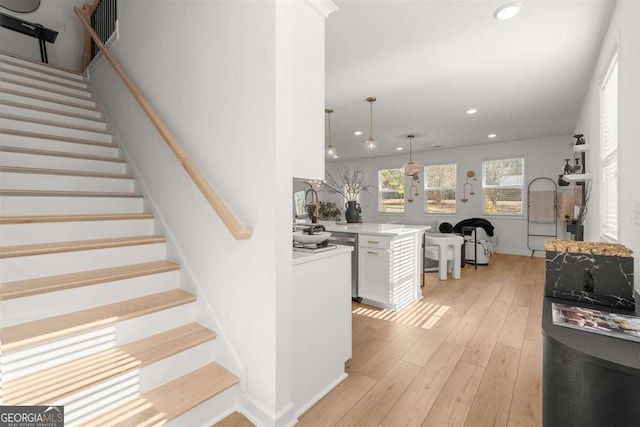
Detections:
[573, 144, 591, 152]
[561, 173, 592, 182]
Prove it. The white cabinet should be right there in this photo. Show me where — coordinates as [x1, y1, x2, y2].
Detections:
[359, 247, 391, 305]
[358, 232, 422, 311]
[292, 247, 352, 417]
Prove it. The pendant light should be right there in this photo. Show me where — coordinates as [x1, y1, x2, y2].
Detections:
[402, 134, 423, 177]
[365, 97, 378, 154]
[325, 108, 338, 159]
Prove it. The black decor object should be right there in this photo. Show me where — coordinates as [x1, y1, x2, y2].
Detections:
[344, 201, 361, 223]
[545, 250, 635, 310]
[0, 11, 56, 63]
[0, 0, 41, 14]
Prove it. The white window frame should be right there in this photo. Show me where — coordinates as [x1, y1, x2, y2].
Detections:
[600, 52, 619, 242]
[378, 168, 405, 214]
[424, 163, 457, 214]
[482, 157, 525, 217]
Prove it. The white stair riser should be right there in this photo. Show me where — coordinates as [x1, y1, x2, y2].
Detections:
[0, 151, 125, 174]
[0, 53, 84, 81]
[0, 195, 142, 216]
[0, 172, 133, 193]
[0, 70, 92, 98]
[0, 61, 87, 88]
[0, 117, 112, 143]
[0, 90, 102, 118]
[60, 340, 216, 426]
[0, 80, 96, 107]
[2, 304, 195, 383]
[0, 134, 118, 157]
[0, 218, 151, 245]
[0, 104, 107, 130]
[168, 386, 238, 427]
[1, 270, 180, 327]
[0, 242, 164, 282]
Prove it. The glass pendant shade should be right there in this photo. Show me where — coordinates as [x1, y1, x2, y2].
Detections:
[365, 137, 378, 154]
[402, 135, 423, 176]
[326, 144, 338, 158]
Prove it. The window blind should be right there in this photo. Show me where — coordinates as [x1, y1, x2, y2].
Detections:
[600, 54, 618, 241]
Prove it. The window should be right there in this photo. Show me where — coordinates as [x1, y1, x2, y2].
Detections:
[424, 163, 457, 214]
[379, 169, 405, 213]
[293, 191, 307, 217]
[483, 157, 524, 215]
[601, 53, 618, 241]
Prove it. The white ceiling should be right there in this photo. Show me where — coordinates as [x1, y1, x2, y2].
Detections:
[324, 0, 616, 161]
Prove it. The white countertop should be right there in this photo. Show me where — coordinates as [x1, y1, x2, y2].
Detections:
[292, 244, 353, 266]
[318, 221, 430, 236]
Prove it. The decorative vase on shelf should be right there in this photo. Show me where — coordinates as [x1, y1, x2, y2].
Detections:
[345, 201, 361, 223]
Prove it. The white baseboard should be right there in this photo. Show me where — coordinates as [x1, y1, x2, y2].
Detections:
[294, 372, 348, 419]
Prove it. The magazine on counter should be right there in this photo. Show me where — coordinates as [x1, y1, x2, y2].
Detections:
[551, 302, 640, 343]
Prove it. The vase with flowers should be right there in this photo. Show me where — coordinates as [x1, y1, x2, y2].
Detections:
[320, 167, 373, 223]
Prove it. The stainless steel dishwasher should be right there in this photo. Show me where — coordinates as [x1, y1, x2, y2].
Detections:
[326, 231, 361, 302]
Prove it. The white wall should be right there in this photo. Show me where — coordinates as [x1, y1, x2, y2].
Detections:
[575, 0, 640, 291]
[326, 135, 573, 255]
[87, 1, 287, 424]
[0, 0, 85, 70]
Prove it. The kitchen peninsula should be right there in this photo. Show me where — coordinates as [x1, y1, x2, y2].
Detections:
[321, 222, 429, 311]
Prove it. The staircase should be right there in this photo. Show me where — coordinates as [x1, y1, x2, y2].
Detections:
[0, 51, 239, 426]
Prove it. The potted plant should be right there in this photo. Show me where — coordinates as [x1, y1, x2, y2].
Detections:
[320, 167, 373, 223]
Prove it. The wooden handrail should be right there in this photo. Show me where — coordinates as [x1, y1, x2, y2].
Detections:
[74, 6, 252, 240]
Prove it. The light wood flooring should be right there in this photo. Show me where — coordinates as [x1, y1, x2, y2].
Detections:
[298, 253, 544, 427]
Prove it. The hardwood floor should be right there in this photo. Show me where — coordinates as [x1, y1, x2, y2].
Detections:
[298, 253, 544, 427]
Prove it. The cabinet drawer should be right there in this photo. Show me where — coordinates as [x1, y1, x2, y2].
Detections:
[359, 234, 392, 250]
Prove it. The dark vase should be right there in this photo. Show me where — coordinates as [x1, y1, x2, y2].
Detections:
[345, 201, 360, 223]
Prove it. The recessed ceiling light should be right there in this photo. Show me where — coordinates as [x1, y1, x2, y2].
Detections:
[396, 147, 403, 151]
[466, 108, 478, 115]
[494, 2, 521, 20]
[488, 133, 497, 138]
[353, 131, 362, 136]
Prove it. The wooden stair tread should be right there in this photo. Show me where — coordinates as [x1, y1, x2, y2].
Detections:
[0, 77, 93, 101]
[0, 235, 163, 259]
[0, 50, 84, 76]
[0, 213, 152, 224]
[0, 99, 105, 122]
[0, 146, 124, 162]
[0, 166, 133, 180]
[80, 362, 238, 427]
[0, 289, 196, 352]
[0, 88, 101, 112]
[0, 58, 84, 83]
[0, 113, 111, 135]
[3, 323, 215, 406]
[0, 67, 90, 92]
[0, 128, 115, 147]
[0, 189, 142, 198]
[1, 260, 177, 300]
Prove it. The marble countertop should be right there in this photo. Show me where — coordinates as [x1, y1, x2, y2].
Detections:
[292, 244, 353, 266]
[318, 221, 430, 236]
